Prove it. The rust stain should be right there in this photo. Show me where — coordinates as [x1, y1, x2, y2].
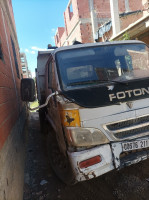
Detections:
[91, 171, 96, 178]
[66, 114, 74, 125]
[77, 162, 96, 180]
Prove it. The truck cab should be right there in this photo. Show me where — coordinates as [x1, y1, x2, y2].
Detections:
[36, 40, 149, 184]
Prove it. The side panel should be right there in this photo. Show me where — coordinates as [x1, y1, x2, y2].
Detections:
[68, 144, 114, 182]
[37, 53, 51, 102]
[45, 60, 67, 155]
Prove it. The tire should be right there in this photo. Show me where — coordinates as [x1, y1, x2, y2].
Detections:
[46, 128, 76, 185]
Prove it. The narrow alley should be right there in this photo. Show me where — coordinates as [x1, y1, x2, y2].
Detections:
[24, 112, 149, 200]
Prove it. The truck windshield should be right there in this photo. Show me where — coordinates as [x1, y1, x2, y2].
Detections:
[56, 43, 149, 90]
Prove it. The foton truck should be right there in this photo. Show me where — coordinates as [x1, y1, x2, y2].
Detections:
[21, 40, 149, 184]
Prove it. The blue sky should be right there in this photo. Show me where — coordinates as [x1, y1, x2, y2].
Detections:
[12, 0, 68, 76]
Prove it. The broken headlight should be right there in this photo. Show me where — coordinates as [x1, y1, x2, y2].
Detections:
[65, 127, 109, 147]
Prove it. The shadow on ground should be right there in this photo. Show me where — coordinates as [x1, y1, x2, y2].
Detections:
[23, 112, 149, 200]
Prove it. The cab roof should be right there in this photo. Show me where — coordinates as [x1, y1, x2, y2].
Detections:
[37, 40, 145, 58]
[53, 40, 145, 54]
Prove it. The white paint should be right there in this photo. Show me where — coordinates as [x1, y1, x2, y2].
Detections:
[112, 136, 149, 168]
[79, 97, 149, 142]
[109, 87, 149, 102]
[145, 20, 149, 27]
[88, 0, 98, 41]
[107, 85, 114, 90]
[68, 144, 114, 182]
[68, 136, 149, 182]
[125, 0, 130, 12]
[110, 0, 120, 36]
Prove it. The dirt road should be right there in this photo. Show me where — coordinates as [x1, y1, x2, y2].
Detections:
[23, 112, 149, 200]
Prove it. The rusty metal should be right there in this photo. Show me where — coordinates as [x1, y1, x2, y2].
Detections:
[66, 114, 75, 125]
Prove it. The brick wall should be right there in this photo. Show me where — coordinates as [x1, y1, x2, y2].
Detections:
[55, 0, 145, 47]
[58, 30, 67, 46]
[94, 0, 111, 18]
[67, 22, 82, 45]
[55, 27, 65, 45]
[120, 11, 143, 30]
[0, 7, 20, 149]
[63, 0, 79, 37]
[129, 0, 143, 11]
[0, 0, 26, 199]
[80, 22, 93, 43]
[77, 0, 90, 18]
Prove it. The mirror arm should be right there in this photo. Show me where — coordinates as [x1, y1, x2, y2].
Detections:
[27, 91, 59, 111]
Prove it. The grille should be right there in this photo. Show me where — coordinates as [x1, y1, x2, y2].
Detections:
[105, 115, 149, 139]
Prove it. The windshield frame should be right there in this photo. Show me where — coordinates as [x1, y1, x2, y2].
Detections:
[55, 41, 149, 92]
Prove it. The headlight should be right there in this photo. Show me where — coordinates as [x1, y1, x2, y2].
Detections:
[65, 127, 109, 147]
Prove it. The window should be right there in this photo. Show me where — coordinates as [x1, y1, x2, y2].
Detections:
[56, 44, 149, 90]
[11, 37, 20, 78]
[67, 65, 94, 80]
[68, 2, 73, 20]
[0, 38, 4, 61]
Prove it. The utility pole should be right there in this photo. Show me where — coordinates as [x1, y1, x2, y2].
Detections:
[110, 0, 120, 36]
[88, 0, 98, 42]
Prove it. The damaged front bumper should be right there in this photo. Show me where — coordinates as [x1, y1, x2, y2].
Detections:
[68, 136, 149, 182]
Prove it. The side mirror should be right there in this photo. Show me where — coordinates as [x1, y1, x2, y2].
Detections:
[21, 78, 36, 102]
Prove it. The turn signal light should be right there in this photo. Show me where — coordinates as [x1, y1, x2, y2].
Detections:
[79, 156, 102, 169]
[60, 109, 80, 127]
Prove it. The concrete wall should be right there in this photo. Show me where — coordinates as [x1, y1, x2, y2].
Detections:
[0, 108, 26, 200]
[0, 0, 26, 199]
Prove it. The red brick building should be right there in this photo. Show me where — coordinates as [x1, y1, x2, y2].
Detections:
[97, 10, 144, 42]
[20, 52, 32, 78]
[55, 0, 143, 47]
[0, 0, 26, 199]
[109, 0, 149, 45]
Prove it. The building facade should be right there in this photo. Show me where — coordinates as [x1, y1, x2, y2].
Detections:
[20, 52, 32, 78]
[109, 0, 149, 45]
[0, 0, 26, 199]
[55, 0, 143, 47]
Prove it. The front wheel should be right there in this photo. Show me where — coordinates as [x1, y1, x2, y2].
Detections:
[46, 128, 76, 185]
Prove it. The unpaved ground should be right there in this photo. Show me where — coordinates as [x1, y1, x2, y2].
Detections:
[23, 112, 149, 200]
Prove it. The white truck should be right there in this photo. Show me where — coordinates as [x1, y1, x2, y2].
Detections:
[21, 40, 149, 184]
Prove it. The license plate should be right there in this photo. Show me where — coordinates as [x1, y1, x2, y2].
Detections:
[122, 139, 149, 152]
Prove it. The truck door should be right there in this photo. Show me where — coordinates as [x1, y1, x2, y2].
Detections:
[46, 59, 66, 154]
[46, 59, 58, 126]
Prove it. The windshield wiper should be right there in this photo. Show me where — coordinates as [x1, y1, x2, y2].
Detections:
[67, 79, 128, 86]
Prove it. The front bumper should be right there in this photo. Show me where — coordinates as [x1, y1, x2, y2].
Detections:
[68, 137, 149, 182]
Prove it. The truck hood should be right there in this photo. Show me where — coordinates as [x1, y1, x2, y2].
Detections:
[79, 98, 149, 141]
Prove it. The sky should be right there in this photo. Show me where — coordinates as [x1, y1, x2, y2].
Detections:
[12, 0, 68, 77]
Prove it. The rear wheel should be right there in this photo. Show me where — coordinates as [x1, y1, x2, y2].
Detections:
[46, 128, 76, 185]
